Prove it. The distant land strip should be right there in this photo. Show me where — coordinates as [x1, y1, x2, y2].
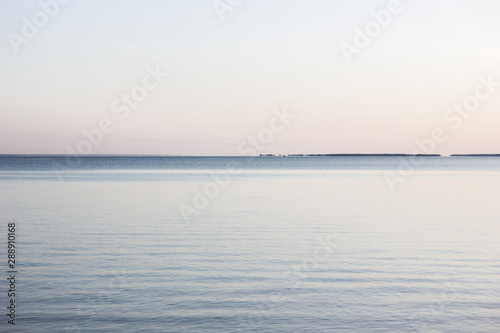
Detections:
[1, 154, 500, 157]
[450, 154, 500, 157]
[260, 153, 442, 157]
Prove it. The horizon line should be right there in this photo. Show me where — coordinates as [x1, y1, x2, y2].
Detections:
[1, 153, 500, 157]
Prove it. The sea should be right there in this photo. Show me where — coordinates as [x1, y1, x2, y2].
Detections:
[0, 155, 499, 333]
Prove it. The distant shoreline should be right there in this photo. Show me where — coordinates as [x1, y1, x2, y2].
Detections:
[450, 154, 500, 157]
[1, 154, 500, 157]
[267, 153, 442, 157]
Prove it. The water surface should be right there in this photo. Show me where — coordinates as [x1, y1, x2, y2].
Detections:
[1, 156, 499, 332]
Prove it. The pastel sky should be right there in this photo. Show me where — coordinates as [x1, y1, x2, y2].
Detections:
[1, 0, 499, 155]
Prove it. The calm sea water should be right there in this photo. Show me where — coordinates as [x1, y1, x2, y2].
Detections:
[1, 156, 499, 332]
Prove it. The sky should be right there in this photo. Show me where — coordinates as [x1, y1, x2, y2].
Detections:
[0, 0, 499, 155]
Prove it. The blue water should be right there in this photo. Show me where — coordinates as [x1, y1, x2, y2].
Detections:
[1, 156, 499, 332]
